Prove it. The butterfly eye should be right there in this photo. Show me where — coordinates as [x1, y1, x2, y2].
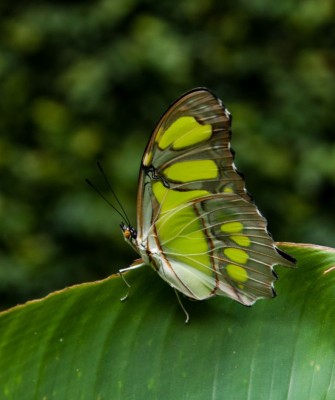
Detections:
[123, 229, 132, 239]
[121, 224, 137, 241]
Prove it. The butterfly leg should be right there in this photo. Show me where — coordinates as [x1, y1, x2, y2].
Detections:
[174, 289, 190, 324]
[118, 272, 131, 301]
[118, 261, 145, 301]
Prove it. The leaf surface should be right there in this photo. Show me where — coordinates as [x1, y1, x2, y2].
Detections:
[1, 243, 335, 399]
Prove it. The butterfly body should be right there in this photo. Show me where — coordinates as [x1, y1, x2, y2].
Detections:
[121, 88, 295, 306]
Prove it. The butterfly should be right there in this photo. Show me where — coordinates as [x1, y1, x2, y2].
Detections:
[120, 88, 295, 320]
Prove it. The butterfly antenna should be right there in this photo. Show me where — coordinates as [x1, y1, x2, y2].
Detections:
[85, 178, 127, 223]
[96, 161, 132, 227]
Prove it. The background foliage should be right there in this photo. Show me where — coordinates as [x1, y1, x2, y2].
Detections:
[0, 0, 334, 310]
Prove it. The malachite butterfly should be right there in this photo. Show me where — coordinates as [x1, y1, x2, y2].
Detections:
[120, 88, 295, 318]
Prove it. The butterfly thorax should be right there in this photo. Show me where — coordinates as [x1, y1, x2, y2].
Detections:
[121, 222, 156, 268]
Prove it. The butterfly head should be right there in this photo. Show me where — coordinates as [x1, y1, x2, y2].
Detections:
[120, 222, 137, 246]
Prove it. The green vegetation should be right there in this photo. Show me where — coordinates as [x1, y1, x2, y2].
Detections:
[1, 1, 335, 398]
[1, 245, 335, 398]
[2, 1, 334, 309]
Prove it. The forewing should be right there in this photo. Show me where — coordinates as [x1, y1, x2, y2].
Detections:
[137, 88, 249, 240]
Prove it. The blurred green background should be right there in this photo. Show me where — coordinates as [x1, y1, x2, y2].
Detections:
[1, 0, 334, 310]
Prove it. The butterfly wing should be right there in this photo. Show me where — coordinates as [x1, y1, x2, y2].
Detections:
[135, 88, 294, 303]
[150, 191, 295, 304]
[137, 88, 249, 237]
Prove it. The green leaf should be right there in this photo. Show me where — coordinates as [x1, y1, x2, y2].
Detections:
[1, 243, 335, 399]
